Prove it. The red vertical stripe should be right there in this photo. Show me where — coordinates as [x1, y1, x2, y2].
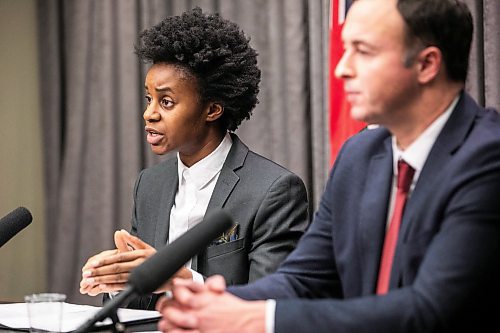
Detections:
[329, 0, 365, 165]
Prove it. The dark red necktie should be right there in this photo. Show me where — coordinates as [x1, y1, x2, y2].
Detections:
[376, 159, 415, 294]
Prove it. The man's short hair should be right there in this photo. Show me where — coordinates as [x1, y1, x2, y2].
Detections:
[397, 0, 473, 82]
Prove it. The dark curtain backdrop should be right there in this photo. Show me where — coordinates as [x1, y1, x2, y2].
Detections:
[36, 0, 499, 304]
[37, 0, 330, 305]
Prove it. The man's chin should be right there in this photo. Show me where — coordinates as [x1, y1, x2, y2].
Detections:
[349, 107, 368, 122]
[350, 107, 381, 125]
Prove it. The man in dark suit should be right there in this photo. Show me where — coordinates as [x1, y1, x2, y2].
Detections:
[156, 0, 500, 332]
[78, 8, 309, 310]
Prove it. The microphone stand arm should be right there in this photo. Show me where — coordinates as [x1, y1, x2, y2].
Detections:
[74, 288, 136, 333]
[109, 310, 126, 333]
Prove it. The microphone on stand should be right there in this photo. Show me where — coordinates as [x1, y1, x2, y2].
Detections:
[0, 207, 33, 248]
[74, 210, 234, 333]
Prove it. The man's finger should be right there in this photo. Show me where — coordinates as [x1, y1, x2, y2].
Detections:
[155, 295, 170, 312]
[162, 306, 198, 330]
[204, 274, 227, 293]
[171, 284, 194, 305]
[172, 277, 210, 294]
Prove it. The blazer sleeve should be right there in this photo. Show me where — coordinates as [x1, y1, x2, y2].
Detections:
[247, 172, 310, 282]
[230, 165, 342, 300]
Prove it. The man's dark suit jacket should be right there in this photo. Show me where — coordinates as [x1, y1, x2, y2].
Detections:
[230, 92, 500, 332]
[127, 133, 309, 309]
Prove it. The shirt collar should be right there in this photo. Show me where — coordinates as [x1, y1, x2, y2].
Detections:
[177, 133, 233, 190]
[392, 95, 459, 178]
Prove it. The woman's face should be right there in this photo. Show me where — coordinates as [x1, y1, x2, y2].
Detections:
[143, 63, 213, 160]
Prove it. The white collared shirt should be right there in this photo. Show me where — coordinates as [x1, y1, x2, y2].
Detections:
[386, 96, 458, 226]
[266, 95, 460, 333]
[109, 135, 233, 299]
[169, 133, 233, 279]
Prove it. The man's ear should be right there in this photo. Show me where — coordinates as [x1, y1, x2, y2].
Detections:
[416, 46, 442, 84]
[206, 102, 224, 122]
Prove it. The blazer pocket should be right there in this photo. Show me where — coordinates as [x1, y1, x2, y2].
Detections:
[206, 238, 245, 259]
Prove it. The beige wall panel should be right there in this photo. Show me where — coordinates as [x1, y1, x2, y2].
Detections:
[0, 0, 47, 301]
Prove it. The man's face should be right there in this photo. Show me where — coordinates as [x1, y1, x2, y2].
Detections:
[143, 63, 209, 157]
[335, 0, 420, 126]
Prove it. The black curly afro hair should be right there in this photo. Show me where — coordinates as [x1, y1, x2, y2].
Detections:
[135, 7, 261, 132]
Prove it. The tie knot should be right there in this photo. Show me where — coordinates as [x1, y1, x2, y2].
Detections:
[397, 160, 415, 192]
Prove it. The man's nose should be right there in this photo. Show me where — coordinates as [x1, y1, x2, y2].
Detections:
[334, 51, 354, 79]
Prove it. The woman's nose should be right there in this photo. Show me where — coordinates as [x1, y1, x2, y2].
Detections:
[143, 104, 160, 122]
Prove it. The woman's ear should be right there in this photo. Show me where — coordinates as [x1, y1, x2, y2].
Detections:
[416, 46, 442, 84]
[206, 102, 224, 122]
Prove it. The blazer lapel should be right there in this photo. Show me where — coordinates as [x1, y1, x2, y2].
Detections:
[154, 159, 179, 248]
[391, 92, 478, 286]
[206, 134, 246, 212]
[359, 136, 393, 295]
[196, 134, 246, 273]
[400, 92, 477, 240]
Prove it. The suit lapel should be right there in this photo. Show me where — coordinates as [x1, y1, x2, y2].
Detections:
[359, 136, 393, 295]
[400, 92, 477, 239]
[197, 134, 247, 273]
[154, 159, 179, 248]
[391, 92, 478, 286]
[206, 134, 246, 212]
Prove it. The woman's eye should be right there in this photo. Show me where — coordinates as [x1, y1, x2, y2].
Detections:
[161, 99, 174, 108]
[145, 95, 152, 104]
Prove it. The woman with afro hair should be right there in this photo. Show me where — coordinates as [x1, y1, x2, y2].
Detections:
[79, 7, 309, 310]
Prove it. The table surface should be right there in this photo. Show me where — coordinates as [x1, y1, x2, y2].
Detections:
[0, 300, 160, 332]
[0, 318, 159, 333]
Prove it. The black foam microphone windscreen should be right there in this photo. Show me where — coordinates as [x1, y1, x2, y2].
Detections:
[0, 207, 33, 248]
[129, 209, 233, 295]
